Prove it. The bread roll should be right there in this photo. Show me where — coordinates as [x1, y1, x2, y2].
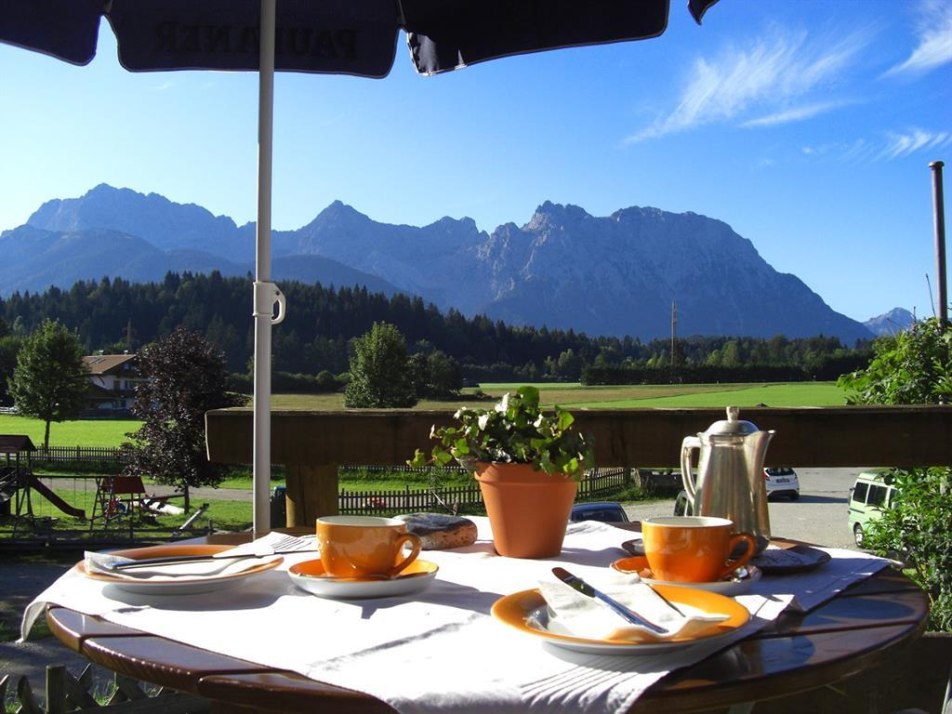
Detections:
[395, 513, 478, 550]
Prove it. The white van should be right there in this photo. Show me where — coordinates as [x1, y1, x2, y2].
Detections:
[848, 470, 898, 547]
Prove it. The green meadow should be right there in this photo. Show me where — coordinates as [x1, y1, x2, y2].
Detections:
[0, 416, 141, 448]
[0, 382, 845, 448]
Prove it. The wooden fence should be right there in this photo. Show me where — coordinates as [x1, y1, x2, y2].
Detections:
[337, 467, 631, 515]
[0, 664, 210, 714]
[30, 446, 131, 466]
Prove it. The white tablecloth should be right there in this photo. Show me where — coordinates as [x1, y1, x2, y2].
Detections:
[21, 519, 890, 714]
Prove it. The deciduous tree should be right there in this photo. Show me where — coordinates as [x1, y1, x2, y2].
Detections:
[9, 319, 88, 448]
[125, 327, 245, 510]
[344, 322, 417, 408]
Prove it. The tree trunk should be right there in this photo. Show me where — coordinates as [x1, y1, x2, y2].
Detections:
[43, 419, 51, 450]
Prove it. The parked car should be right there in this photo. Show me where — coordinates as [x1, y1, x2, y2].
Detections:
[674, 467, 798, 515]
[848, 469, 898, 547]
[673, 490, 693, 516]
[764, 467, 800, 500]
[569, 501, 629, 523]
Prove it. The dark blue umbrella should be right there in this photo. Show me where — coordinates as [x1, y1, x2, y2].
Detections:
[1, 0, 720, 535]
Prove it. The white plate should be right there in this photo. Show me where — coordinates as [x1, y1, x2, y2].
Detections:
[611, 556, 762, 596]
[288, 559, 438, 599]
[492, 587, 750, 655]
[78, 545, 283, 596]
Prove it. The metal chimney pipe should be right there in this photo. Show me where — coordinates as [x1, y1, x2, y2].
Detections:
[930, 160, 947, 327]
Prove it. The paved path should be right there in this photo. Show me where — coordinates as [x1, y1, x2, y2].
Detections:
[0, 555, 113, 701]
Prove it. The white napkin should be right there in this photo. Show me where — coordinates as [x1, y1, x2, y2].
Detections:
[538, 572, 729, 641]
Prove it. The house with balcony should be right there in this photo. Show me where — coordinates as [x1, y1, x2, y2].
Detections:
[83, 353, 143, 416]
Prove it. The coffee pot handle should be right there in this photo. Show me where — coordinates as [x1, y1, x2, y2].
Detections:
[680, 436, 701, 502]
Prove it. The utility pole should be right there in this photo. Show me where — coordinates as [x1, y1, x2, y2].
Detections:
[671, 300, 678, 370]
[930, 160, 947, 328]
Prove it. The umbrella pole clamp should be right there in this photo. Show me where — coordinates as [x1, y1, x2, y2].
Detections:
[253, 281, 286, 325]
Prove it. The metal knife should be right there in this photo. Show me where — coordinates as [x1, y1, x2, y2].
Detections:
[107, 549, 315, 570]
[551, 567, 669, 635]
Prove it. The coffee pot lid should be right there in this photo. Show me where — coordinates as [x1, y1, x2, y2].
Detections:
[703, 406, 760, 436]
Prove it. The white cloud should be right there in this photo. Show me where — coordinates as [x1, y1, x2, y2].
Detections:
[742, 100, 851, 128]
[879, 128, 952, 159]
[883, 0, 952, 77]
[801, 131, 951, 164]
[626, 26, 870, 143]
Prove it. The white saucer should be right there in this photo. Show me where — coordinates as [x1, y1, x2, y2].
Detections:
[288, 559, 438, 599]
[611, 556, 762, 596]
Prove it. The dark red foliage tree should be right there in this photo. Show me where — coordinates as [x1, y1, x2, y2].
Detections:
[125, 327, 245, 510]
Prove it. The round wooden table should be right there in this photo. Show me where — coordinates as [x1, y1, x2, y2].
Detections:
[45, 532, 929, 714]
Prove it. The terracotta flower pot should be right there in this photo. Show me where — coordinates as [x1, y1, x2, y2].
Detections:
[474, 462, 578, 558]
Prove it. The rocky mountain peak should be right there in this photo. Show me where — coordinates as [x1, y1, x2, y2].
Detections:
[864, 308, 916, 336]
[0, 185, 879, 343]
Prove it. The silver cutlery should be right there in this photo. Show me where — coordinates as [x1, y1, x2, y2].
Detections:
[552, 567, 669, 635]
[103, 534, 315, 571]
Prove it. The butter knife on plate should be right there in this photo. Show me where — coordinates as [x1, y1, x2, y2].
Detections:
[551, 567, 669, 635]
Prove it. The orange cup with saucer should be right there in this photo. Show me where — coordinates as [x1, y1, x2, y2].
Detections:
[316, 515, 422, 579]
[641, 516, 756, 583]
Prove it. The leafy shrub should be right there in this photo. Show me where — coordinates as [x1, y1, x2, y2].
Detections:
[863, 468, 952, 632]
[838, 318, 952, 632]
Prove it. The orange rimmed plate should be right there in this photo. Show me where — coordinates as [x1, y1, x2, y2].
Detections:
[77, 544, 283, 596]
[288, 558, 438, 599]
[491, 585, 750, 655]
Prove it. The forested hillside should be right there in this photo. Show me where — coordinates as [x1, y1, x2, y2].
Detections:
[0, 272, 871, 382]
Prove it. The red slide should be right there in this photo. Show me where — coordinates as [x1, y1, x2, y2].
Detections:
[27, 475, 86, 519]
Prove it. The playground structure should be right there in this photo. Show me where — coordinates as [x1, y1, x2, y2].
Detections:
[1, 434, 177, 536]
[1, 435, 88, 536]
[2, 435, 82, 521]
[88, 474, 149, 537]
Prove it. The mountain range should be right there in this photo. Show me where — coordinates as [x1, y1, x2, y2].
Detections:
[1, 184, 888, 343]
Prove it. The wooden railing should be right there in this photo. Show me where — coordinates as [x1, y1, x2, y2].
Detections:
[205, 405, 952, 527]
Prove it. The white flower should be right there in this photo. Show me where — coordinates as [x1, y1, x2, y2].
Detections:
[478, 413, 490, 430]
[495, 393, 510, 413]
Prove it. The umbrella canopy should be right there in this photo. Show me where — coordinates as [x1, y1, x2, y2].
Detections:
[2, 0, 719, 535]
[2, 0, 717, 75]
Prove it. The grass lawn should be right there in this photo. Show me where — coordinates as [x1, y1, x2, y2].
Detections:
[0, 382, 846, 449]
[570, 382, 847, 408]
[0, 415, 141, 448]
[270, 382, 846, 410]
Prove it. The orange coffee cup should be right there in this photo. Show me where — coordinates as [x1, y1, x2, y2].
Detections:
[641, 516, 756, 583]
[315, 515, 423, 579]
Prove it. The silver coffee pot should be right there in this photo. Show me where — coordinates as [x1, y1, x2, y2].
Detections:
[680, 406, 775, 554]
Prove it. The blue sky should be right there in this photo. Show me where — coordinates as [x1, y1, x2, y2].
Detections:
[1, 0, 950, 325]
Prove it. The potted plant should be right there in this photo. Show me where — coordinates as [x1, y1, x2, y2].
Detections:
[409, 386, 595, 558]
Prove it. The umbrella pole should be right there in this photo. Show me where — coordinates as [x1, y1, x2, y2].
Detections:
[253, 0, 279, 537]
